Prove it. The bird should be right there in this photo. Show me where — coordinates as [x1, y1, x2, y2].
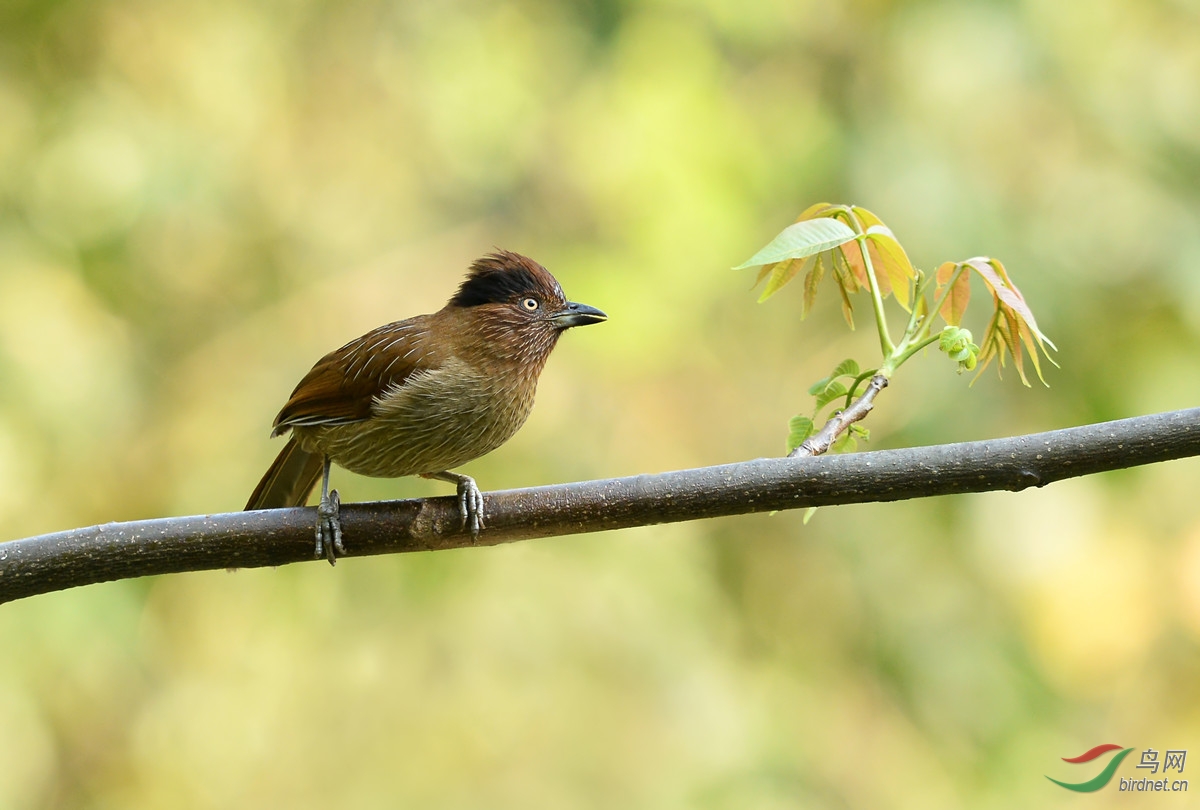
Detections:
[245, 250, 607, 564]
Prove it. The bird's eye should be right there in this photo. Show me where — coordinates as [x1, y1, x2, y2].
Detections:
[520, 297, 539, 311]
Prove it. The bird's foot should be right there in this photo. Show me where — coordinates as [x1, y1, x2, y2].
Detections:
[315, 488, 345, 565]
[421, 471, 485, 539]
[456, 475, 485, 540]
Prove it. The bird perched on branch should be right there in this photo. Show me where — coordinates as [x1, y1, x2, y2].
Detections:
[245, 250, 607, 563]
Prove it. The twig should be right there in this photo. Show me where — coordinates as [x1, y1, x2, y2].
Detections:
[2, 407, 1199, 604]
[790, 373, 888, 458]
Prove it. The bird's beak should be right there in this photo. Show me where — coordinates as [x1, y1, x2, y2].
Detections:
[549, 301, 607, 329]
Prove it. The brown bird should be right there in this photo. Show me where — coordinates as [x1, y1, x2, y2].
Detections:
[245, 250, 606, 563]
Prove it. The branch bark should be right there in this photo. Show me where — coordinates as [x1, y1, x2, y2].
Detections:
[790, 373, 888, 457]
[2, 407, 1199, 604]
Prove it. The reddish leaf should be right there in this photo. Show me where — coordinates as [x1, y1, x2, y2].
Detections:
[839, 240, 873, 291]
[802, 255, 823, 319]
[1002, 306, 1029, 385]
[869, 240, 894, 298]
[935, 261, 971, 326]
[965, 258, 1055, 350]
[965, 257, 1056, 385]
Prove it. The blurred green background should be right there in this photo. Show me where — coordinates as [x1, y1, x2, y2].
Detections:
[2, 0, 1200, 807]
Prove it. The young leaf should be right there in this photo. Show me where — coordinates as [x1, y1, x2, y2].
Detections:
[976, 304, 1027, 384]
[837, 282, 855, 329]
[836, 206, 917, 309]
[801, 254, 824, 318]
[939, 326, 979, 373]
[864, 225, 918, 310]
[965, 257, 1056, 385]
[966, 258, 1056, 349]
[935, 261, 970, 326]
[787, 415, 815, 452]
[836, 240, 872, 292]
[828, 248, 859, 328]
[848, 205, 885, 230]
[813, 380, 848, 411]
[735, 218, 858, 270]
[841, 237, 889, 297]
[831, 358, 860, 379]
[832, 432, 857, 453]
[758, 258, 802, 303]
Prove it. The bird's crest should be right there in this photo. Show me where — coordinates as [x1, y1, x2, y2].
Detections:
[449, 250, 564, 308]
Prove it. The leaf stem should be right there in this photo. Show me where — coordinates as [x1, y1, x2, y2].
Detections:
[844, 368, 880, 408]
[843, 209, 895, 357]
[927, 264, 966, 336]
[900, 271, 926, 339]
[888, 332, 943, 369]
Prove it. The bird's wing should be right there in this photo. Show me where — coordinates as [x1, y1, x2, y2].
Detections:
[271, 316, 441, 435]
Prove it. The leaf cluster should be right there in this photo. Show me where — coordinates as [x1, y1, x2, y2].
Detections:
[740, 203, 916, 327]
[736, 203, 1056, 386]
[934, 258, 1056, 385]
[737, 203, 1058, 458]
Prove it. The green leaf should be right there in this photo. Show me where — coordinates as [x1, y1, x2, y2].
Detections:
[849, 424, 870, 440]
[803, 506, 818, 524]
[939, 326, 979, 374]
[813, 380, 848, 411]
[787, 416, 815, 452]
[832, 432, 857, 453]
[939, 325, 973, 354]
[831, 358, 860, 379]
[734, 218, 858, 269]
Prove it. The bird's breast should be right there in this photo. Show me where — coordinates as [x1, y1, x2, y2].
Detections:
[293, 356, 539, 478]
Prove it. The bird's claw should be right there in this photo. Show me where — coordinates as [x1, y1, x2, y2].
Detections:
[316, 488, 345, 565]
[457, 476, 485, 539]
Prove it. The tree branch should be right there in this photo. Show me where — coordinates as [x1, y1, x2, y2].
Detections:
[790, 373, 888, 458]
[3, 407, 1199, 604]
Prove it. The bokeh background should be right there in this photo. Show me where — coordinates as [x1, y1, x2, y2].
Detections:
[2, 0, 1200, 807]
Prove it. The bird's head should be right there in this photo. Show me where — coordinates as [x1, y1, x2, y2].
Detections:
[446, 250, 606, 365]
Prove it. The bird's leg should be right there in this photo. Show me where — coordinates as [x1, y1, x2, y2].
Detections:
[315, 456, 345, 565]
[421, 471, 485, 538]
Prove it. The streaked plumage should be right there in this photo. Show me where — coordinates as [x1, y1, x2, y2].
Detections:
[245, 250, 606, 562]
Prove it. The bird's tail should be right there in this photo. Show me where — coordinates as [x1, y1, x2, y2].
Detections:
[245, 437, 324, 510]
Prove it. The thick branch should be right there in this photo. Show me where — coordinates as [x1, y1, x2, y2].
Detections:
[2, 407, 1199, 604]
